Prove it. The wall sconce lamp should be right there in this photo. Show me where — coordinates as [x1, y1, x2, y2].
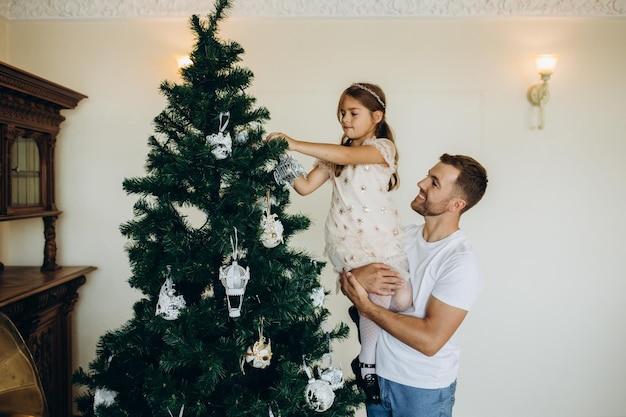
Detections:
[528, 54, 559, 129]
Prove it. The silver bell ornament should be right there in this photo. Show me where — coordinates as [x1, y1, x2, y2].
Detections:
[260, 191, 284, 248]
[219, 228, 250, 318]
[155, 265, 186, 320]
[244, 324, 273, 369]
[303, 357, 335, 412]
[206, 111, 232, 160]
[273, 154, 307, 186]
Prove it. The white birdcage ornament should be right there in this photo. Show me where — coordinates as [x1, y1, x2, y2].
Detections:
[155, 265, 186, 320]
[302, 356, 335, 412]
[219, 228, 250, 318]
[206, 111, 232, 159]
[244, 321, 273, 369]
[273, 154, 307, 186]
[260, 191, 284, 248]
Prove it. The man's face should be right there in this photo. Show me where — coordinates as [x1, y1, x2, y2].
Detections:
[411, 162, 461, 217]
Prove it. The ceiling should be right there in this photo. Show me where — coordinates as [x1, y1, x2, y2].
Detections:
[1, 0, 625, 20]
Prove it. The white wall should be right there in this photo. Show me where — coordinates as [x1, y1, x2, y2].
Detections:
[4, 15, 626, 417]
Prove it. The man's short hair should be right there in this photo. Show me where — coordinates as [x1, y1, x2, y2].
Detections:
[440, 153, 488, 213]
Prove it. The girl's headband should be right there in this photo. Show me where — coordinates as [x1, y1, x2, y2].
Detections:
[352, 83, 385, 109]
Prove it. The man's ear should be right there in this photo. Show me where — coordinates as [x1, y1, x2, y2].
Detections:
[449, 198, 467, 213]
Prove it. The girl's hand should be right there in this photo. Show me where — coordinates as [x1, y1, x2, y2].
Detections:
[264, 132, 295, 149]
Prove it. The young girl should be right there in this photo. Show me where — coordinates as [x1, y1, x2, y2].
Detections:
[266, 83, 412, 402]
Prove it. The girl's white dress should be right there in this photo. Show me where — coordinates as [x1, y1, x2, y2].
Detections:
[315, 137, 409, 281]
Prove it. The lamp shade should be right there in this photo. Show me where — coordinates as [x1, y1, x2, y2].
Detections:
[535, 54, 559, 75]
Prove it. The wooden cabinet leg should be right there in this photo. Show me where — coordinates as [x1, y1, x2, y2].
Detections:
[42, 215, 60, 271]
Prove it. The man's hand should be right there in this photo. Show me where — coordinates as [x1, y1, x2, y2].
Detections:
[339, 270, 371, 311]
[346, 263, 406, 296]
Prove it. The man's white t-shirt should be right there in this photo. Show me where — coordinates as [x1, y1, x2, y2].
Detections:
[376, 224, 483, 389]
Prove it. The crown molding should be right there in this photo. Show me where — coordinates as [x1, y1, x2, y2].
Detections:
[0, 0, 624, 20]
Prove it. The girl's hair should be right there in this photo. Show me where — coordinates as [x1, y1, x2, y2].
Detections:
[334, 83, 399, 191]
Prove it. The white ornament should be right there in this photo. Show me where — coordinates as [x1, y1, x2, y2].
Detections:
[155, 265, 186, 320]
[268, 406, 280, 417]
[310, 287, 325, 308]
[245, 327, 273, 369]
[319, 333, 344, 390]
[274, 154, 307, 186]
[219, 228, 250, 318]
[206, 111, 232, 159]
[305, 379, 335, 412]
[320, 365, 344, 391]
[303, 357, 335, 412]
[260, 191, 283, 248]
[93, 388, 118, 413]
[168, 405, 185, 417]
[235, 129, 249, 144]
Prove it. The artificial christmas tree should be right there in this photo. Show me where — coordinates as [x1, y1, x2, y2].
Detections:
[73, 1, 364, 416]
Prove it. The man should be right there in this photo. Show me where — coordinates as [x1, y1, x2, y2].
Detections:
[340, 153, 488, 417]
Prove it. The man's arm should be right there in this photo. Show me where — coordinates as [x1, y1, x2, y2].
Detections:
[340, 270, 467, 357]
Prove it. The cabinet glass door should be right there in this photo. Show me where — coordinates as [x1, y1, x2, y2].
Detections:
[11, 136, 41, 207]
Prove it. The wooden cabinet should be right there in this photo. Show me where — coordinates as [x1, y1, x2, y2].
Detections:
[0, 61, 94, 417]
[0, 266, 95, 417]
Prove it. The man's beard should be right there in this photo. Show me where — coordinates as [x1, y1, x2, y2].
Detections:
[411, 197, 449, 217]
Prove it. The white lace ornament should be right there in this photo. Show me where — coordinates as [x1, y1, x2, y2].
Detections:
[303, 357, 335, 412]
[155, 265, 186, 320]
[245, 325, 273, 369]
[206, 112, 232, 159]
[219, 228, 250, 318]
[260, 191, 283, 248]
[274, 154, 307, 186]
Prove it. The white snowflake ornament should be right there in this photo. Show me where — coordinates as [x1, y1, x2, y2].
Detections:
[219, 228, 250, 318]
[155, 265, 186, 320]
[206, 111, 232, 159]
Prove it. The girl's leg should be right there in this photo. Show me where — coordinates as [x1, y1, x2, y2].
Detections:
[358, 293, 391, 378]
[388, 277, 413, 312]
